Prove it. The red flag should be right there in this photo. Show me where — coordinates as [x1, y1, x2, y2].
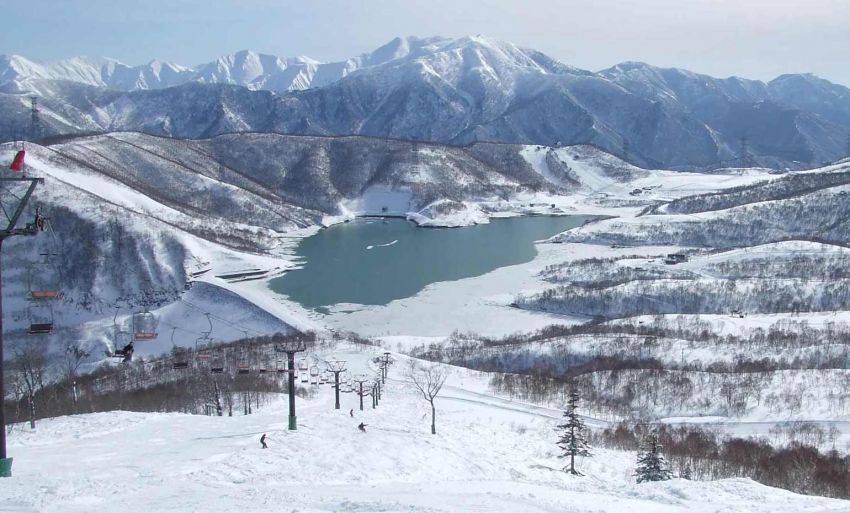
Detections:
[9, 149, 25, 172]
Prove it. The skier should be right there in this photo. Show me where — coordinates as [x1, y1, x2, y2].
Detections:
[260, 433, 268, 449]
[358, 422, 367, 432]
[121, 343, 134, 363]
[349, 408, 354, 418]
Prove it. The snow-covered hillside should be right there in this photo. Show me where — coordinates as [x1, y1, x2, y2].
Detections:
[2, 347, 846, 513]
[0, 134, 787, 364]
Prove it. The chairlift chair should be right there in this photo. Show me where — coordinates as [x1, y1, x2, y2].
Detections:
[257, 352, 268, 373]
[169, 328, 189, 369]
[27, 303, 54, 334]
[27, 257, 62, 300]
[172, 347, 189, 370]
[210, 352, 225, 374]
[110, 342, 134, 363]
[237, 357, 251, 375]
[275, 357, 287, 374]
[309, 365, 320, 385]
[299, 358, 309, 383]
[132, 309, 158, 341]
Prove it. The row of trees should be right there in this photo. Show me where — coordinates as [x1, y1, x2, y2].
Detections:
[3, 333, 327, 429]
[517, 276, 850, 319]
[599, 421, 850, 498]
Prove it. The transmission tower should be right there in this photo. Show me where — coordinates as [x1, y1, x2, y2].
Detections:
[30, 97, 40, 143]
[739, 136, 751, 168]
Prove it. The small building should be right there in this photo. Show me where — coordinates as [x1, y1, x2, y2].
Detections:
[664, 253, 688, 265]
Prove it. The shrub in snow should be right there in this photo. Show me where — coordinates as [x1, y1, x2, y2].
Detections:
[635, 434, 673, 483]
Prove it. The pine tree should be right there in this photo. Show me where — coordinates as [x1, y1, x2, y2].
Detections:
[556, 390, 592, 475]
[635, 434, 673, 483]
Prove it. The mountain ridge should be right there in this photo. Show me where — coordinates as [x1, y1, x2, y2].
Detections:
[2, 35, 849, 169]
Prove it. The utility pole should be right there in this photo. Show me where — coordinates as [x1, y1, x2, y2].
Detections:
[326, 359, 347, 410]
[0, 167, 44, 477]
[274, 335, 306, 430]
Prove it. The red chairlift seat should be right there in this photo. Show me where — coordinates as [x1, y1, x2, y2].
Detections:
[9, 149, 25, 172]
[30, 290, 63, 300]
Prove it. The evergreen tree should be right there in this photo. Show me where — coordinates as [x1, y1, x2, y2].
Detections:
[635, 434, 673, 483]
[556, 390, 592, 475]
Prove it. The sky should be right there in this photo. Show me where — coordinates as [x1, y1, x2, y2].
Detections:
[2, 0, 849, 86]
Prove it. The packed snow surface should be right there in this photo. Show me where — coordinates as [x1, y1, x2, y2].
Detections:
[2, 350, 846, 513]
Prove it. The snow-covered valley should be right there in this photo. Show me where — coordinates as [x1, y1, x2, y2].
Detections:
[4, 131, 850, 508]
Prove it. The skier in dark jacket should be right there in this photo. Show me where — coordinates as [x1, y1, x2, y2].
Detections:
[358, 422, 367, 432]
[260, 433, 268, 449]
[349, 408, 354, 418]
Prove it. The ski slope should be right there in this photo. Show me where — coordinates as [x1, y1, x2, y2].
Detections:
[2, 349, 847, 513]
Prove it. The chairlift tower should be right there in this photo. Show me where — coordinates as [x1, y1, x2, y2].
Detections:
[353, 375, 371, 411]
[326, 359, 347, 410]
[381, 352, 392, 384]
[0, 172, 44, 477]
[274, 335, 306, 430]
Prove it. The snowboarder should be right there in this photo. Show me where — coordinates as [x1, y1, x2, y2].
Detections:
[358, 422, 367, 432]
[260, 433, 268, 449]
[349, 408, 354, 418]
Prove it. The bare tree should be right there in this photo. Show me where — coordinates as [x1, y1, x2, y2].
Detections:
[407, 361, 449, 435]
[63, 344, 90, 410]
[11, 341, 49, 429]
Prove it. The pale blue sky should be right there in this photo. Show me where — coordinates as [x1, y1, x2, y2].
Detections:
[3, 0, 849, 85]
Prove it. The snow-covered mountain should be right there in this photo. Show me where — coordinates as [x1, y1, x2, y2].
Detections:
[3, 36, 850, 169]
[0, 36, 449, 94]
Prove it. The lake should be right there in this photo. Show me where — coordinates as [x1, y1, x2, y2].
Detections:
[269, 215, 594, 311]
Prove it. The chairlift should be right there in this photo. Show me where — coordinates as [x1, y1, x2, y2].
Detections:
[27, 303, 54, 334]
[237, 352, 251, 375]
[108, 317, 134, 362]
[275, 357, 288, 374]
[309, 365, 320, 385]
[173, 348, 189, 370]
[132, 308, 158, 341]
[299, 358, 309, 383]
[27, 255, 62, 300]
[171, 329, 189, 370]
[109, 341, 134, 363]
[257, 349, 268, 373]
[210, 353, 224, 374]
[194, 313, 215, 364]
